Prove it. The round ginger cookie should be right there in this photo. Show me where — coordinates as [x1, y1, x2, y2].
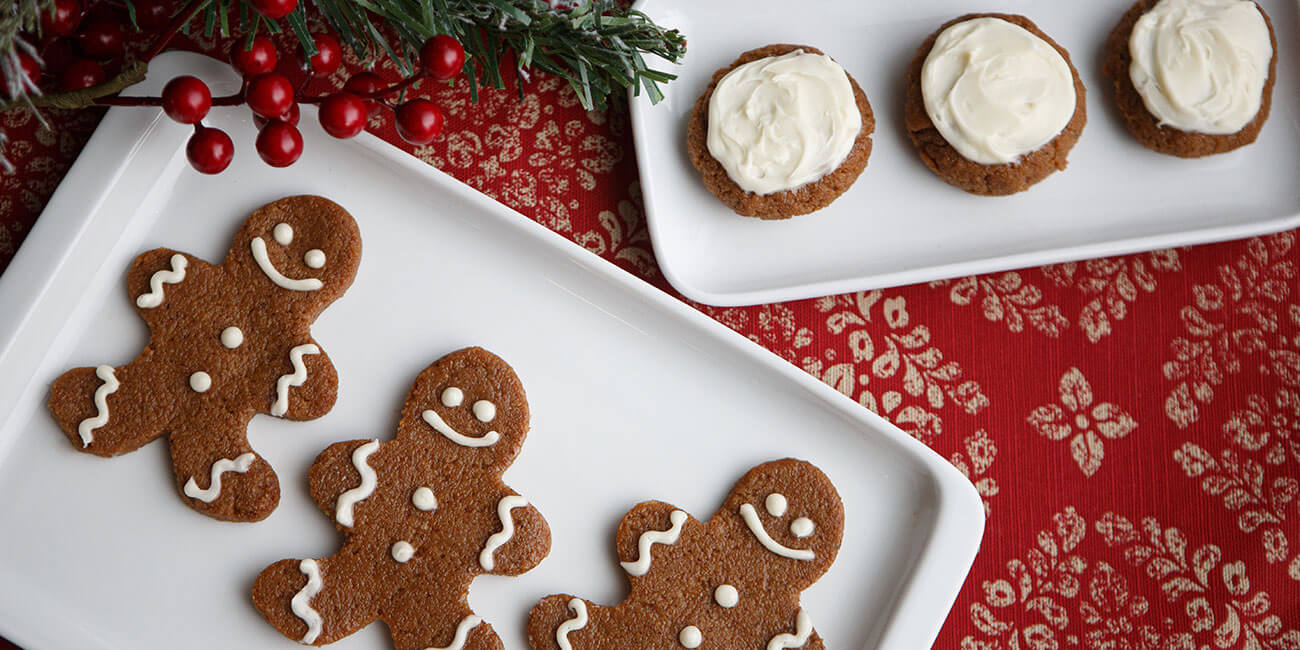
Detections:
[1103, 0, 1277, 158]
[903, 14, 1087, 196]
[686, 44, 875, 220]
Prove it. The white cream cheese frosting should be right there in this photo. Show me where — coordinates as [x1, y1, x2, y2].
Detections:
[921, 17, 1077, 165]
[1128, 0, 1272, 134]
[706, 49, 861, 195]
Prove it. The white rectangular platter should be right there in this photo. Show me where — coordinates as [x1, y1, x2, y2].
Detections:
[630, 0, 1300, 307]
[0, 53, 982, 650]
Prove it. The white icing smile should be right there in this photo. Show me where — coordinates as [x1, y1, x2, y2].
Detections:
[739, 503, 815, 561]
[421, 408, 500, 447]
[250, 237, 323, 291]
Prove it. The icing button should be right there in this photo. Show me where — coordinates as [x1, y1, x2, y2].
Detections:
[714, 584, 739, 608]
[678, 625, 702, 648]
[412, 487, 438, 511]
[391, 541, 415, 563]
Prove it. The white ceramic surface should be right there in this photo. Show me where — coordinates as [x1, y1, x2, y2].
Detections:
[0, 53, 982, 650]
[630, 0, 1300, 306]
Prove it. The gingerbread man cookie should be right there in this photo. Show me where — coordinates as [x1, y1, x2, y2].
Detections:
[528, 459, 843, 650]
[253, 347, 551, 649]
[47, 195, 361, 522]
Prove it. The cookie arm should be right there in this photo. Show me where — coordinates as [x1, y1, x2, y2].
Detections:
[307, 438, 379, 526]
[127, 248, 201, 326]
[614, 500, 699, 581]
[266, 339, 339, 421]
[480, 490, 551, 577]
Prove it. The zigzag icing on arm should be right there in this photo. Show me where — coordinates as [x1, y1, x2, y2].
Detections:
[479, 495, 529, 570]
[183, 453, 257, 502]
[334, 439, 380, 527]
[620, 509, 688, 576]
[251, 237, 323, 291]
[421, 409, 499, 447]
[77, 365, 120, 447]
[271, 344, 321, 417]
[740, 503, 815, 561]
[767, 609, 813, 650]
[136, 254, 188, 308]
[424, 615, 482, 650]
[291, 559, 324, 644]
[556, 598, 588, 650]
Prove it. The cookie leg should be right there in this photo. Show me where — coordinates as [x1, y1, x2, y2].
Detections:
[384, 596, 504, 650]
[252, 555, 380, 646]
[528, 595, 597, 650]
[48, 362, 173, 456]
[168, 413, 279, 522]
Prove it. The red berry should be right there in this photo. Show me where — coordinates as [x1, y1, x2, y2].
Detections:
[254, 102, 299, 128]
[19, 53, 41, 82]
[60, 58, 104, 90]
[230, 36, 277, 77]
[186, 127, 235, 174]
[251, 0, 297, 19]
[79, 20, 125, 59]
[304, 33, 341, 78]
[161, 75, 211, 124]
[256, 121, 303, 167]
[132, 0, 173, 30]
[318, 92, 367, 139]
[419, 35, 465, 80]
[2, 53, 41, 98]
[395, 99, 443, 145]
[343, 71, 385, 117]
[41, 0, 83, 37]
[245, 72, 294, 118]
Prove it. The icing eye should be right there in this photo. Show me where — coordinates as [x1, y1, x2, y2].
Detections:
[304, 249, 326, 269]
[273, 223, 294, 245]
[790, 517, 815, 538]
[441, 387, 464, 407]
[472, 400, 496, 423]
[765, 493, 787, 517]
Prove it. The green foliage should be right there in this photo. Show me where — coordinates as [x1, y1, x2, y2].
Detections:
[0, 0, 685, 171]
[214, 0, 686, 111]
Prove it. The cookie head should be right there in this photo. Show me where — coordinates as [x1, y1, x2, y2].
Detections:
[229, 195, 362, 309]
[720, 459, 844, 591]
[399, 347, 529, 470]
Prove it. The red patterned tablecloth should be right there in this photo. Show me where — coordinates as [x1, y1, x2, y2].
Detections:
[2, 25, 1298, 650]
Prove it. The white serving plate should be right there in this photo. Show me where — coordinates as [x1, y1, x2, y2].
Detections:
[629, 0, 1300, 307]
[0, 53, 981, 649]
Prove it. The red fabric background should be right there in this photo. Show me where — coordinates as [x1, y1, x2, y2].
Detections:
[1, 23, 1297, 650]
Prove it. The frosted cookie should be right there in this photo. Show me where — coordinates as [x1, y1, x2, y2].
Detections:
[687, 44, 875, 219]
[1104, 0, 1276, 157]
[904, 14, 1087, 196]
[47, 195, 361, 522]
[252, 347, 551, 649]
[528, 459, 843, 649]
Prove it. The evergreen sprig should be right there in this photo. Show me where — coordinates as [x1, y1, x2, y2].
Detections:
[0, 0, 686, 172]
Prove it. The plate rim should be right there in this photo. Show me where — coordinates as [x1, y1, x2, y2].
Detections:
[0, 51, 985, 650]
[627, 0, 1300, 307]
